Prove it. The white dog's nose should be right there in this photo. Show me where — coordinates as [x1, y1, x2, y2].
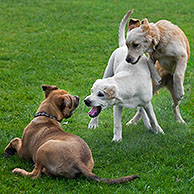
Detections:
[84, 99, 91, 106]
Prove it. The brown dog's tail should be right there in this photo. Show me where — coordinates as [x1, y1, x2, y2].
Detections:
[78, 162, 139, 184]
[118, 9, 133, 47]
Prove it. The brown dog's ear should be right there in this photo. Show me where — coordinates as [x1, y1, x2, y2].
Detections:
[103, 84, 118, 99]
[128, 18, 140, 30]
[42, 85, 58, 98]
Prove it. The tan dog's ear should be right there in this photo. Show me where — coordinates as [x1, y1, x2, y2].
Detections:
[128, 18, 141, 30]
[42, 85, 58, 98]
[141, 18, 149, 25]
[151, 28, 160, 49]
[103, 84, 118, 99]
[141, 18, 150, 32]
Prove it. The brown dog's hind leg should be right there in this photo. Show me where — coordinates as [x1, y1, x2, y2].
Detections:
[42, 167, 52, 176]
[12, 164, 43, 178]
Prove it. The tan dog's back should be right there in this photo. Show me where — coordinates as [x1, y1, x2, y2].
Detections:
[156, 20, 190, 60]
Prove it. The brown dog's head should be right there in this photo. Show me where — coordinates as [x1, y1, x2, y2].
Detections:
[39, 85, 79, 121]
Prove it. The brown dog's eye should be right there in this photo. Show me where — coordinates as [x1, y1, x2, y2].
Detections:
[133, 43, 139, 48]
[60, 98, 66, 110]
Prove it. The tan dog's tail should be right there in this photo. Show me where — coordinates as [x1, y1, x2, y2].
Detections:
[78, 162, 139, 184]
[118, 9, 133, 47]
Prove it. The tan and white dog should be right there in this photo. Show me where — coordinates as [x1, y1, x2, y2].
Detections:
[84, 11, 164, 141]
[125, 10, 190, 123]
[4, 85, 139, 184]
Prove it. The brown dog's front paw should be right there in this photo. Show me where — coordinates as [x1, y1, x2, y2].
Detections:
[12, 168, 21, 174]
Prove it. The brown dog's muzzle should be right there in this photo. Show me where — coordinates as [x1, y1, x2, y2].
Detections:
[64, 96, 80, 119]
[74, 96, 80, 108]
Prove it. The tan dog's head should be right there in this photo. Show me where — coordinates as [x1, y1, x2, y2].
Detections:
[126, 18, 160, 64]
[40, 85, 79, 121]
[84, 79, 119, 118]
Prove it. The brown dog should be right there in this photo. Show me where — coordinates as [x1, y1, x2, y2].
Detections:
[5, 85, 139, 184]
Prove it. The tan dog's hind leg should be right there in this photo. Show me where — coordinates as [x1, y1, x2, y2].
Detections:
[12, 164, 42, 178]
[166, 78, 186, 124]
[173, 57, 187, 101]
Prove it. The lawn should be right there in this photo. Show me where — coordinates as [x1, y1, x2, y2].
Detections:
[0, 0, 194, 193]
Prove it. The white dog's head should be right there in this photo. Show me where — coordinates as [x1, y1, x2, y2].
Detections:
[84, 79, 119, 118]
[126, 18, 160, 64]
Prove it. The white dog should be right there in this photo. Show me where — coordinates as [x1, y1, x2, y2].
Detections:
[125, 10, 190, 123]
[84, 11, 164, 141]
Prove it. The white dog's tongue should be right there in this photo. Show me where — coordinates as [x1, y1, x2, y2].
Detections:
[88, 107, 98, 117]
[88, 106, 101, 118]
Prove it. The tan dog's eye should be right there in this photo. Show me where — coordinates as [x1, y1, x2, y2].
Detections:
[133, 43, 139, 48]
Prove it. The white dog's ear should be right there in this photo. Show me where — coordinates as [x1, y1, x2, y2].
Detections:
[103, 84, 118, 99]
[128, 18, 140, 30]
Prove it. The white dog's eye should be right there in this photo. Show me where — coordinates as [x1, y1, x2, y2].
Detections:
[97, 92, 104, 97]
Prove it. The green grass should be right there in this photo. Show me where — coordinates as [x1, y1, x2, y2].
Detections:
[0, 0, 194, 193]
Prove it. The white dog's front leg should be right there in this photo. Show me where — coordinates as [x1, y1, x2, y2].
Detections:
[112, 105, 123, 141]
[144, 102, 164, 134]
[147, 58, 161, 86]
[88, 117, 99, 129]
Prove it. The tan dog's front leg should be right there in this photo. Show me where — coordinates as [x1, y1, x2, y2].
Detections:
[173, 57, 187, 101]
[147, 58, 161, 86]
[4, 138, 22, 157]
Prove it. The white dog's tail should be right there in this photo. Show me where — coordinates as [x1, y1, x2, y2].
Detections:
[118, 9, 133, 47]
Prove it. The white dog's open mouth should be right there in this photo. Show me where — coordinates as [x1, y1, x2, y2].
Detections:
[88, 106, 102, 118]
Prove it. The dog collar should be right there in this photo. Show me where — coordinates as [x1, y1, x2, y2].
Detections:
[34, 112, 61, 122]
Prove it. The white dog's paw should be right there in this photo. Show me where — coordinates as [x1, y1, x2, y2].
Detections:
[126, 119, 138, 126]
[88, 119, 98, 129]
[152, 126, 165, 135]
[112, 135, 122, 142]
[177, 118, 187, 124]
